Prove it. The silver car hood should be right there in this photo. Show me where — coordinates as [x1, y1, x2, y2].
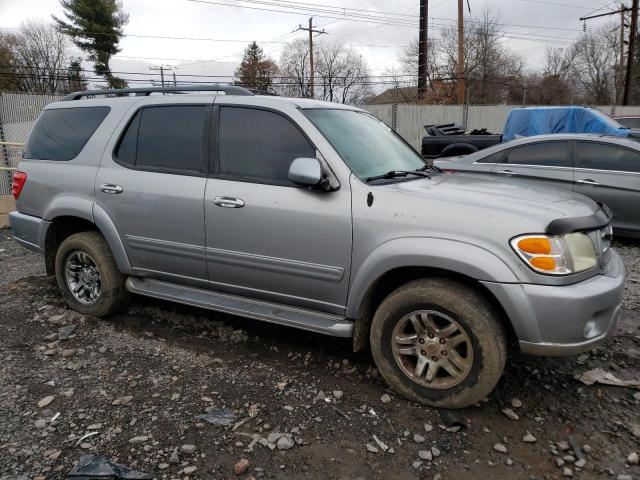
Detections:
[371, 172, 598, 238]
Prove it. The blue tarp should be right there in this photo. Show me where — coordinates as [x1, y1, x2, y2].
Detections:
[502, 106, 630, 141]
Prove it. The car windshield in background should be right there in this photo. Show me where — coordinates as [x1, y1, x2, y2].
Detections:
[304, 109, 427, 181]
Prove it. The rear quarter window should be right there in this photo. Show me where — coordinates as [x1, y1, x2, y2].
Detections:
[24, 106, 110, 161]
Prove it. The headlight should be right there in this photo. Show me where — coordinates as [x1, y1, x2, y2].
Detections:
[510, 233, 597, 275]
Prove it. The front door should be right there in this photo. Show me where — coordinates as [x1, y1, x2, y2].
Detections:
[96, 103, 210, 286]
[204, 105, 352, 315]
[490, 140, 574, 190]
[574, 140, 640, 233]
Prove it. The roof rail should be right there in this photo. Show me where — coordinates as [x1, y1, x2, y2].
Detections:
[62, 84, 254, 101]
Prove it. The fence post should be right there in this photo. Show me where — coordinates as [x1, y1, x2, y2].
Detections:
[462, 103, 469, 131]
[0, 93, 12, 192]
[391, 103, 398, 132]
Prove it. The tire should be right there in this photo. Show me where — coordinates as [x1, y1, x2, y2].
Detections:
[439, 143, 478, 158]
[55, 231, 130, 317]
[370, 278, 506, 409]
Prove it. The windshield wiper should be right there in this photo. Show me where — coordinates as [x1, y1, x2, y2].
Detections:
[365, 169, 431, 183]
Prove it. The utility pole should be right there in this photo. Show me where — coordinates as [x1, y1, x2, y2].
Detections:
[620, 3, 626, 104]
[296, 18, 326, 98]
[149, 64, 172, 87]
[457, 0, 465, 105]
[417, 0, 429, 100]
[624, 0, 638, 104]
[173, 71, 177, 87]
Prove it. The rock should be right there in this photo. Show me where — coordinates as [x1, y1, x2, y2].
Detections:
[169, 449, 180, 464]
[128, 436, 148, 444]
[510, 398, 523, 408]
[332, 390, 343, 399]
[158, 463, 169, 470]
[34, 418, 46, 429]
[180, 444, 196, 454]
[366, 443, 379, 453]
[431, 446, 441, 458]
[493, 443, 508, 453]
[61, 348, 75, 358]
[556, 458, 565, 467]
[87, 423, 102, 430]
[112, 395, 133, 406]
[183, 466, 197, 474]
[563, 467, 573, 477]
[617, 475, 633, 480]
[575, 458, 586, 468]
[37, 396, 55, 408]
[413, 434, 426, 443]
[628, 452, 639, 465]
[522, 433, 536, 443]
[267, 432, 282, 444]
[234, 458, 250, 475]
[506, 458, 514, 466]
[418, 450, 433, 461]
[502, 408, 519, 421]
[276, 436, 295, 450]
[633, 392, 640, 401]
[380, 394, 392, 404]
[424, 423, 433, 432]
[412, 460, 423, 469]
[58, 324, 77, 340]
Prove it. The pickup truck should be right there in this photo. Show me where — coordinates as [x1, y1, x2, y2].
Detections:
[422, 105, 636, 158]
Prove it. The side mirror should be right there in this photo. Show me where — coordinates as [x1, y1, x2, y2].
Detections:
[288, 157, 322, 187]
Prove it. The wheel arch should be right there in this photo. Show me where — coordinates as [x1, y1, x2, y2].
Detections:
[43, 207, 132, 276]
[351, 265, 517, 353]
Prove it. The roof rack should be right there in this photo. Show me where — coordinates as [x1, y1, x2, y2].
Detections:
[62, 85, 254, 101]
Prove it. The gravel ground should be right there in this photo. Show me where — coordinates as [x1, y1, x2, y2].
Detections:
[0, 228, 639, 480]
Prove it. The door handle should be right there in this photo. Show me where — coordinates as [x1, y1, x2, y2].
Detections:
[496, 170, 516, 176]
[576, 179, 600, 186]
[213, 196, 245, 208]
[99, 183, 123, 194]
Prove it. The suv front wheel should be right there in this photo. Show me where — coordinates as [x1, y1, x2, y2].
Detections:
[370, 278, 506, 409]
[55, 231, 130, 317]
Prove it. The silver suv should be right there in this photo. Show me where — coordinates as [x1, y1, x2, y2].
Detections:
[10, 86, 625, 408]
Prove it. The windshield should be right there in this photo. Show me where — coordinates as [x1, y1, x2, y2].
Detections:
[304, 109, 427, 181]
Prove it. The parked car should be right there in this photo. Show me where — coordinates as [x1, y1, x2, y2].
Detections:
[422, 106, 637, 158]
[434, 134, 640, 238]
[10, 86, 624, 408]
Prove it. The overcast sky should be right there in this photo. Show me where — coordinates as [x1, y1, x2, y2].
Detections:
[0, 0, 621, 90]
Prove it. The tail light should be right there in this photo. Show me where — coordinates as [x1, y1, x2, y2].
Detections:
[12, 171, 27, 199]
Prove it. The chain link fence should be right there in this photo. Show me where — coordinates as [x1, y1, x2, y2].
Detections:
[0, 92, 63, 195]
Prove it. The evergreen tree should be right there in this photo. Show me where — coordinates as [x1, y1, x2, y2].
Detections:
[234, 42, 278, 92]
[53, 0, 128, 88]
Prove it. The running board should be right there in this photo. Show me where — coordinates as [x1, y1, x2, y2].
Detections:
[125, 277, 354, 337]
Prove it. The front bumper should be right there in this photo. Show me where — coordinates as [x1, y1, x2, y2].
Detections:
[9, 211, 47, 253]
[482, 250, 625, 356]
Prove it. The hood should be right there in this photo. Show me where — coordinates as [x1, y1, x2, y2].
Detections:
[369, 172, 598, 239]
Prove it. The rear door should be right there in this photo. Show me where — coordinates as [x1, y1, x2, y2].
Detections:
[574, 140, 640, 233]
[95, 102, 211, 286]
[490, 140, 574, 190]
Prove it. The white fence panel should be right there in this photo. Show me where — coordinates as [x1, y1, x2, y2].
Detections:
[361, 104, 393, 126]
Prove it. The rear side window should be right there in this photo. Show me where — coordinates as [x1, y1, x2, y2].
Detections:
[505, 141, 570, 167]
[24, 107, 110, 161]
[115, 105, 208, 173]
[218, 107, 315, 185]
[576, 141, 640, 173]
[476, 150, 505, 163]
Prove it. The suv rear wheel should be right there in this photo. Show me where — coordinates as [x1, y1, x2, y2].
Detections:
[55, 231, 130, 317]
[370, 278, 506, 409]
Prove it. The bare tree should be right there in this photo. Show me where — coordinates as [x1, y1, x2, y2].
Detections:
[9, 20, 72, 93]
[277, 39, 310, 97]
[316, 42, 372, 104]
[573, 25, 617, 104]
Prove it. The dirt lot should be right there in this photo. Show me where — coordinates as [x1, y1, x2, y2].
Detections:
[1, 229, 639, 480]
